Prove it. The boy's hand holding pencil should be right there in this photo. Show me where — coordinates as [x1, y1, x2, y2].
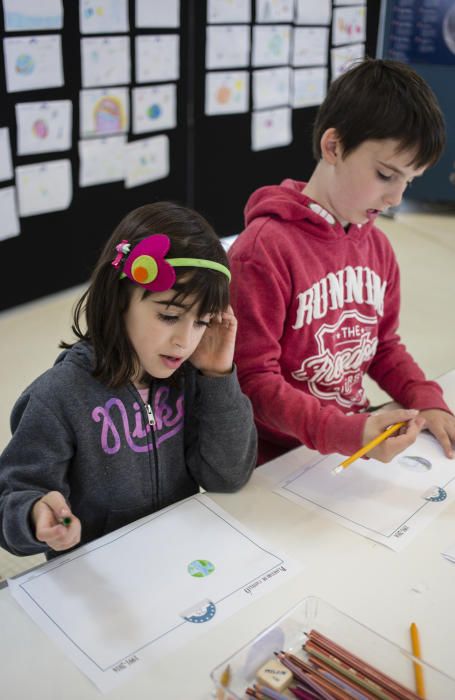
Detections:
[334, 409, 425, 474]
[32, 490, 81, 552]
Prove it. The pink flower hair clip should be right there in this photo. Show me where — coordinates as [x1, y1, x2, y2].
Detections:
[112, 233, 230, 292]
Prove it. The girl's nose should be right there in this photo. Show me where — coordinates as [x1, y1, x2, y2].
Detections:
[172, 321, 193, 349]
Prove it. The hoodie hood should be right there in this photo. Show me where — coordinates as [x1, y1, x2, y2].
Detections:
[54, 341, 95, 373]
[244, 178, 374, 242]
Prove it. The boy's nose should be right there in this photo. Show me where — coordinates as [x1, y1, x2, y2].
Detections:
[385, 182, 406, 208]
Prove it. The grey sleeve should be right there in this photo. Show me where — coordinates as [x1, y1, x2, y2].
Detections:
[184, 365, 257, 492]
[0, 392, 73, 556]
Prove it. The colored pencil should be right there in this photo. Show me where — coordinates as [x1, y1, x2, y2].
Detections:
[332, 422, 406, 473]
[410, 623, 426, 699]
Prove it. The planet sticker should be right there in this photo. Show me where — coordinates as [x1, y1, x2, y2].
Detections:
[147, 104, 161, 120]
[423, 486, 447, 502]
[32, 119, 48, 139]
[180, 599, 216, 623]
[15, 54, 34, 75]
[398, 455, 432, 473]
[187, 559, 215, 577]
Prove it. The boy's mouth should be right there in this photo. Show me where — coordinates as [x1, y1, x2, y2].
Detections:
[366, 208, 380, 220]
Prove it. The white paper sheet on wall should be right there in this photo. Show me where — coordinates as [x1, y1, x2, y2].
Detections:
[207, 0, 251, 24]
[81, 36, 130, 88]
[252, 67, 291, 110]
[274, 432, 455, 551]
[251, 106, 292, 151]
[205, 70, 249, 115]
[332, 5, 366, 47]
[15, 159, 72, 217]
[292, 27, 329, 67]
[331, 43, 365, 80]
[252, 25, 291, 67]
[8, 494, 300, 693]
[256, 0, 294, 23]
[0, 128, 13, 182]
[135, 35, 180, 83]
[135, 0, 180, 28]
[80, 87, 129, 138]
[295, 0, 331, 25]
[206, 25, 250, 69]
[0, 187, 20, 241]
[292, 67, 327, 108]
[132, 84, 177, 134]
[3, 0, 63, 31]
[79, 135, 126, 187]
[79, 0, 128, 34]
[3, 34, 64, 92]
[15, 100, 72, 155]
[125, 134, 169, 188]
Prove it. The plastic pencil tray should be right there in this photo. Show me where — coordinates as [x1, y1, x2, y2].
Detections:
[210, 596, 455, 700]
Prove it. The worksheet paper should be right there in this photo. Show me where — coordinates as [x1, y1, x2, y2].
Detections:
[0, 128, 13, 182]
[332, 5, 366, 46]
[274, 432, 455, 551]
[135, 34, 179, 83]
[205, 70, 249, 115]
[442, 542, 455, 564]
[252, 67, 291, 110]
[135, 0, 180, 28]
[132, 84, 177, 134]
[331, 43, 365, 80]
[15, 159, 72, 217]
[292, 67, 327, 108]
[8, 494, 300, 693]
[78, 135, 125, 187]
[256, 0, 294, 23]
[81, 36, 131, 88]
[3, 35, 63, 92]
[207, 0, 251, 24]
[3, 0, 63, 31]
[124, 134, 169, 187]
[15, 100, 72, 155]
[0, 186, 20, 241]
[295, 0, 332, 26]
[251, 106, 292, 151]
[79, 0, 128, 34]
[252, 25, 291, 67]
[292, 27, 329, 67]
[80, 87, 129, 138]
[206, 24, 250, 69]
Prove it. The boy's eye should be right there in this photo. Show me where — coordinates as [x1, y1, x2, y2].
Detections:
[377, 171, 392, 181]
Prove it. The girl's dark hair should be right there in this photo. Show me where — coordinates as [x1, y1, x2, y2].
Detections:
[313, 57, 446, 168]
[61, 201, 230, 387]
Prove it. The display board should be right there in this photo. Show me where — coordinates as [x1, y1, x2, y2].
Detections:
[0, 0, 380, 311]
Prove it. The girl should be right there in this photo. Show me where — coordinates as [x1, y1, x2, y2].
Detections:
[0, 202, 257, 558]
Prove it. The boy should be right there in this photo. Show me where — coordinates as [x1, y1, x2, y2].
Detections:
[229, 58, 455, 466]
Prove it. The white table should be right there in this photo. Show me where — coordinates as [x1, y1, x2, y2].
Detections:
[2, 371, 455, 700]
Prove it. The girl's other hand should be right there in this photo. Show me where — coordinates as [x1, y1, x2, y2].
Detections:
[31, 491, 81, 552]
[189, 305, 237, 376]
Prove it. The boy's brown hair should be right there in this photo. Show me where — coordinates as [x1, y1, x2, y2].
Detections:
[313, 57, 446, 168]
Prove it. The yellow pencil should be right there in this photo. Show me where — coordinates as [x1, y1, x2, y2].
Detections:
[332, 421, 406, 474]
[410, 622, 426, 699]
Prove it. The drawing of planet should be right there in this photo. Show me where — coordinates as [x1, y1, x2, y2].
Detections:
[423, 486, 447, 502]
[147, 104, 161, 120]
[398, 455, 432, 473]
[15, 54, 34, 75]
[187, 559, 215, 577]
[180, 599, 216, 623]
[32, 119, 48, 139]
[216, 86, 231, 104]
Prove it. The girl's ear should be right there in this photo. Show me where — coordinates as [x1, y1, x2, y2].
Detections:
[320, 128, 341, 164]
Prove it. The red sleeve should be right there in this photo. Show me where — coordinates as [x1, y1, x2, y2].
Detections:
[367, 251, 450, 413]
[229, 225, 368, 457]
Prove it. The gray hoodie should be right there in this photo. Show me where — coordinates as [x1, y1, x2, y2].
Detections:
[0, 342, 257, 557]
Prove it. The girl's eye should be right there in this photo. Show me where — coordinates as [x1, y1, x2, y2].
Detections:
[158, 313, 179, 324]
[377, 171, 392, 181]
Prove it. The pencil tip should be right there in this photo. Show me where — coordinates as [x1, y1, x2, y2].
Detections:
[331, 465, 343, 475]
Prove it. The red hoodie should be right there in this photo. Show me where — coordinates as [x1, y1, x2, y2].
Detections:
[229, 179, 449, 465]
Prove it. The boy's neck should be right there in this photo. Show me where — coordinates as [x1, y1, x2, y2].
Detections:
[302, 163, 346, 227]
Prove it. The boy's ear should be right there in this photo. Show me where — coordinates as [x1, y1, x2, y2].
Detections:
[320, 128, 341, 164]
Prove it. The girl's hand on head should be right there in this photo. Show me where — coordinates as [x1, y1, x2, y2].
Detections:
[362, 408, 425, 463]
[419, 408, 455, 458]
[189, 305, 237, 376]
[31, 491, 81, 552]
